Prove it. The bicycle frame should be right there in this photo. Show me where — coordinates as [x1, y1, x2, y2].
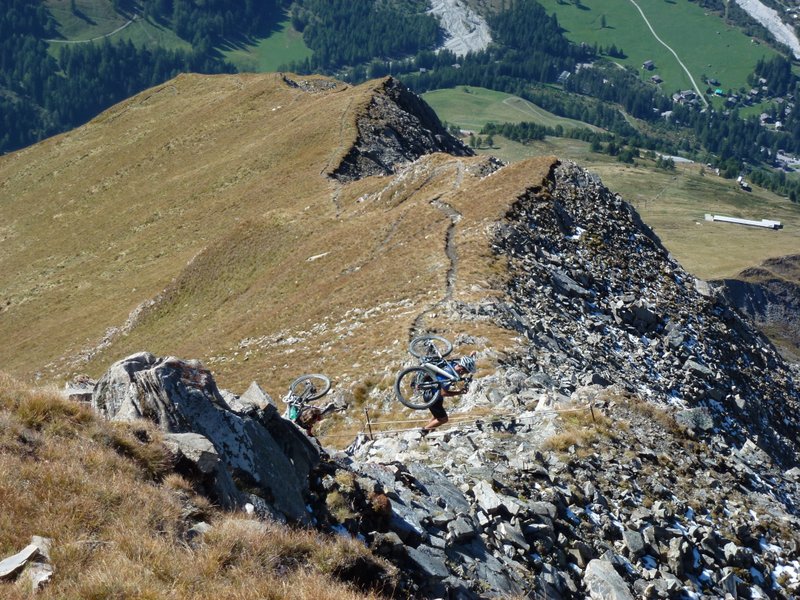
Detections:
[416, 360, 470, 404]
[423, 361, 459, 381]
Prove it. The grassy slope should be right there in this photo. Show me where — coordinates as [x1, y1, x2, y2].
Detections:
[538, 0, 777, 94]
[46, 1, 310, 72]
[0, 72, 554, 406]
[0, 374, 389, 600]
[424, 89, 800, 281]
[484, 136, 800, 280]
[422, 86, 600, 132]
[45, 0, 190, 52]
[223, 18, 312, 72]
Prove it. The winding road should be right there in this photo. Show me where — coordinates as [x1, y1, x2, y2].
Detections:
[627, 0, 708, 107]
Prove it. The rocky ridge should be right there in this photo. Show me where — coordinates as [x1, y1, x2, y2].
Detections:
[332, 77, 472, 182]
[482, 162, 800, 465]
[86, 159, 800, 599]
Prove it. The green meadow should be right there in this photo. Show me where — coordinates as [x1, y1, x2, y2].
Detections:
[45, 0, 191, 54]
[538, 0, 777, 95]
[422, 86, 598, 132]
[44, 1, 310, 70]
[421, 85, 800, 280]
[222, 19, 312, 73]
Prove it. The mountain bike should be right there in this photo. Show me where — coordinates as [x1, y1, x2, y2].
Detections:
[394, 335, 472, 410]
[282, 373, 331, 424]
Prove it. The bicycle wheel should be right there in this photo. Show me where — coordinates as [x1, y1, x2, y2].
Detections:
[289, 374, 331, 401]
[394, 366, 441, 410]
[408, 335, 453, 359]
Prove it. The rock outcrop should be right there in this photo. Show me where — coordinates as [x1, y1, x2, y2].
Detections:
[87, 157, 800, 599]
[715, 255, 800, 362]
[331, 76, 472, 182]
[486, 161, 800, 465]
[329, 384, 800, 598]
[92, 352, 320, 522]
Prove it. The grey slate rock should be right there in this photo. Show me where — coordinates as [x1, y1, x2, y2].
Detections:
[163, 432, 241, 509]
[675, 407, 715, 432]
[92, 353, 319, 522]
[584, 559, 635, 600]
[447, 515, 477, 544]
[623, 529, 647, 558]
[406, 544, 449, 579]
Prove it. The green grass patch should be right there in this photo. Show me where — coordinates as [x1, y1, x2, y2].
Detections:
[222, 18, 312, 73]
[45, 1, 191, 55]
[538, 0, 778, 95]
[422, 85, 598, 132]
[46, 0, 127, 41]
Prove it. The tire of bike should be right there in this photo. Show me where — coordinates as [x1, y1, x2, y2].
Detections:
[288, 374, 331, 401]
[408, 334, 453, 359]
[394, 366, 441, 410]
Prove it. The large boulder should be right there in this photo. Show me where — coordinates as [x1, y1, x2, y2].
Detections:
[92, 352, 319, 522]
[584, 560, 635, 600]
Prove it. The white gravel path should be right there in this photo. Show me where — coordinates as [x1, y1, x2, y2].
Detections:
[734, 0, 800, 59]
[428, 0, 492, 57]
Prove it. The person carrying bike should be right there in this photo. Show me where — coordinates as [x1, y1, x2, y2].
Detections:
[422, 354, 476, 433]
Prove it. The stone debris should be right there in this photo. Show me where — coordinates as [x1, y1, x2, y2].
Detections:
[428, 0, 492, 57]
[0, 536, 53, 592]
[332, 77, 472, 182]
[81, 160, 800, 598]
[92, 352, 320, 523]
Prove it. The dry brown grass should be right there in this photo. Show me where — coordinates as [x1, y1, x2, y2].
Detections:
[0, 73, 555, 406]
[541, 404, 615, 453]
[618, 395, 687, 437]
[0, 373, 395, 599]
[586, 161, 800, 281]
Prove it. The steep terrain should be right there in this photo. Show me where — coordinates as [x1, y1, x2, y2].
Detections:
[716, 255, 800, 363]
[2, 73, 800, 598]
[0, 73, 481, 392]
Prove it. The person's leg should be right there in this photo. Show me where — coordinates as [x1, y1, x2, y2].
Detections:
[424, 396, 448, 431]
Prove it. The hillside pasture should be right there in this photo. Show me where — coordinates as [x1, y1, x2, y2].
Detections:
[46, 0, 127, 41]
[223, 18, 312, 72]
[537, 0, 777, 95]
[589, 161, 800, 280]
[46, 0, 191, 53]
[422, 86, 597, 132]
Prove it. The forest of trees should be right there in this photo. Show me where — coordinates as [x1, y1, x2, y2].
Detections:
[288, 0, 439, 70]
[140, 0, 283, 52]
[0, 0, 254, 153]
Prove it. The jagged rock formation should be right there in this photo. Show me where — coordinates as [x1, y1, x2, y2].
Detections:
[485, 162, 800, 465]
[93, 352, 321, 523]
[338, 387, 800, 598]
[8, 70, 800, 598]
[715, 255, 800, 363]
[331, 76, 472, 182]
[312, 161, 800, 598]
[87, 158, 800, 599]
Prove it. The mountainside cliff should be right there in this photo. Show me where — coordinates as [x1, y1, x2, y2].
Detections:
[1, 73, 799, 599]
[715, 255, 800, 363]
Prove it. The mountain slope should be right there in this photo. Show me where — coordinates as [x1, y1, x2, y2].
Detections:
[716, 255, 800, 362]
[1, 72, 557, 398]
[2, 72, 800, 599]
